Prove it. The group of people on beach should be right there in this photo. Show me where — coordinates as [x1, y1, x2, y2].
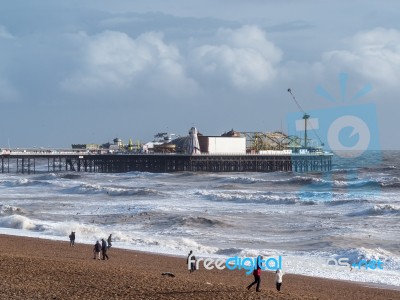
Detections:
[69, 231, 113, 261]
[93, 234, 112, 260]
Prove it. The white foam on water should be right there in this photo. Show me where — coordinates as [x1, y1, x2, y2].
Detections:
[0, 165, 399, 288]
[281, 252, 400, 287]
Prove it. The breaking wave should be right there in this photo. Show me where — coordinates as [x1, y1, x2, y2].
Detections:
[66, 184, 163, 197]
[180, 216, 228, 227]
[0, 215, 44, 231]
[150, 215, 229, 229]
[223, 176, 267, 184]
[347, 204, 400, 217]
[0, 178, 54, 187]
[196, 190, 308, 205]
[0, 205, 24, 215]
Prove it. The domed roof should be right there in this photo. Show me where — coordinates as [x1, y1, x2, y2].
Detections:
[221, 129, 241, 137]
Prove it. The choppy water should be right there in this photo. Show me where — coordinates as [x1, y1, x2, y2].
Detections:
[0, 151, 399, 287]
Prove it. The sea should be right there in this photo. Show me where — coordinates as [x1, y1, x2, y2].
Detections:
[0, 150, 399, 288]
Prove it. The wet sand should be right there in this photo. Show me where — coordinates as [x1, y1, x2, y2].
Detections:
[0, 234, 398, 299]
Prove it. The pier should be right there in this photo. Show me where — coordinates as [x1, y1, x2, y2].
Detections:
[0, 151, 332, 174]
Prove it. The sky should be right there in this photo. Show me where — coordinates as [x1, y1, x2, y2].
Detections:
[1, 0, 400, 149]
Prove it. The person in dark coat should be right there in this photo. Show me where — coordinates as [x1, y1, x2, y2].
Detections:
[69, 231, 75, 247]
[107, 234, 112, 249]
[187, 250, 196, 273]
[101, 239, 109, 260]
[247, 255, 263, 292]
[93, 240, 101, 260]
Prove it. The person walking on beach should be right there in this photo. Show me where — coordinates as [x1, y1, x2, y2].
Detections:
[247, 255, 263, 292]
[69, 231, 75, 247]
[275, 268, 284, 291]
[93, 240, 101, 260]
[187, 250, 196, 273]
[107, 234, 112, 249]
[101, 239, 109, 260]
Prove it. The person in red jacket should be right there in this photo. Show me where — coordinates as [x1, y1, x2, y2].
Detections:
[247, 255, 263, 292]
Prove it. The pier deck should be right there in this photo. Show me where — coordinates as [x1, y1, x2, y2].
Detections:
[0, 152, 332, 174]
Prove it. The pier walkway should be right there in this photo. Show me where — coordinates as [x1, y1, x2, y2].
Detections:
[0, 151, 332, 174]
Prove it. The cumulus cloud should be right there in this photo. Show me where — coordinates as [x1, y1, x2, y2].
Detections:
[190, 25, 283, 90]
[319, 28, 400, 88]
[62, 25, 283, 98]
[61, 30, 197, 97]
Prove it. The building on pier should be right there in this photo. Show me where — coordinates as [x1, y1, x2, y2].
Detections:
[1, 127, 332, 174]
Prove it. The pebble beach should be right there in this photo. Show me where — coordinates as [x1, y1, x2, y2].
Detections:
[0, 234, 399, 300]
